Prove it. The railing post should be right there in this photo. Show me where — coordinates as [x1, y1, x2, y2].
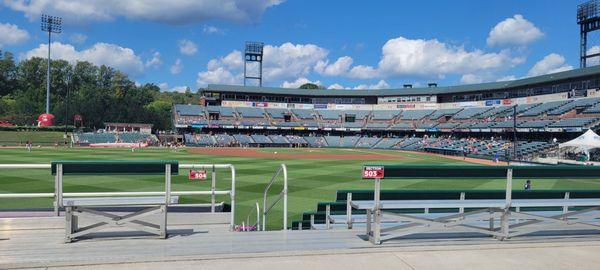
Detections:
[211, 164, 216, 213]
[165, 164, 171, 205]
[563, 192, 570, 220]
[372, 178, 382, 245]
[326, 204, 331, 229]
[230, 165, 236, 232]
[282, 164, 288, 230]
[346, 192, 353, 229]
[501, 168, 513, 240]
[54, 163, 62, 216]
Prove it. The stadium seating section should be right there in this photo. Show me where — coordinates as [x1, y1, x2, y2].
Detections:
[173, 95, 600, 161]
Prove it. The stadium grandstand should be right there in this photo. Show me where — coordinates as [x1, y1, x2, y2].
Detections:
[172, 65, 600, 162]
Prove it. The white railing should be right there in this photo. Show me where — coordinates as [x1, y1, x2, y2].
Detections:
[0, 163, 237, 231]
[262, 164, 288, 231]
[242, 202, 260, 231]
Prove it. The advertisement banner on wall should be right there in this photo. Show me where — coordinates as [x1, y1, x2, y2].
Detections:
[459, 101, 483, 108]
[396, 104, 416, 109]
[485, 100, 501, 106]
[314, 104, 328, 109]
[419, 103, 439, 109]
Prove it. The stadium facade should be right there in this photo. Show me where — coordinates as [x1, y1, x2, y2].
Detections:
[173, 66, 600, 161]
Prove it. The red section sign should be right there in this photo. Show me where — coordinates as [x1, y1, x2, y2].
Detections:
[188, 170, 207, 180]
[362, 166, 384, 179]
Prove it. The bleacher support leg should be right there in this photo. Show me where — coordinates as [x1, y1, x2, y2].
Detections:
[65, 206, 73, 243]
[159, 205, 167, 239]
[500, 168, 513, 240]
[326, 204, 331, 229]
[372, 178, 382, 245]
[347, 193, 353, 229]
[366, 209, 372, 238]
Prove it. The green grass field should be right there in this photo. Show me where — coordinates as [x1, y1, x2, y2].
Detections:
[0, 131, 66, 146]
[1, 147, 600, 229]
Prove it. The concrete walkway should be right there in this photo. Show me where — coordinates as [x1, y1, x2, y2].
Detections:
[2, 216, 599, 270]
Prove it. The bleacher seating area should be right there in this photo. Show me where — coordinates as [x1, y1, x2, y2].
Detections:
[173, 95, 600, 161]
[74, 132, 158, 145]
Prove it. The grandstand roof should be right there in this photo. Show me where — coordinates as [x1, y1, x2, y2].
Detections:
[205, 65, 600, 97]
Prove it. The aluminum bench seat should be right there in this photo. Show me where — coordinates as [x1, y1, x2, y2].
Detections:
[63, 196, 178, 207]
[350, 199, 600, 210]
[53, 160, 178, 243]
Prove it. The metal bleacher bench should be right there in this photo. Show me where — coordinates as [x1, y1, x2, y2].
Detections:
[51, 160, 179, 243]
[352, 165, 600, 244]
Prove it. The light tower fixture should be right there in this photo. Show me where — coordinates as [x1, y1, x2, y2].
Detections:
[41, 14, 62, 114]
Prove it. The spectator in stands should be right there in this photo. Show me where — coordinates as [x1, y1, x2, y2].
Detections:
[493, 152, 499, 163]
[524, 180, 532, 190]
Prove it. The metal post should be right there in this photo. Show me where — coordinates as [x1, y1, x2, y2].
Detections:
[64, 75, 70, 141]
[282, 164, 288, 230]
[165, 164, 171, 205]
[346, 192, 353, 229]
[211, 164, 216, 213]
[325, 204, 331, 229]
[54, 163, 62, 216]
[501, 168, 513, 240]
[373, 178, 381, 244]
[230, 165, 236, 231]
[563, 192, 570, 220]
[46, 30, 51, 114]
[512, 105, 517, 164]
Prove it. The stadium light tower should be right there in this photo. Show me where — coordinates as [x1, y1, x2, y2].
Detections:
[578, 0, 600, 68]
[41, 14, 62, 114]
[244, 42, 264, 86]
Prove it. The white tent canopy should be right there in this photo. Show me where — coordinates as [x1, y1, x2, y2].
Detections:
[559, 129, 600, 158]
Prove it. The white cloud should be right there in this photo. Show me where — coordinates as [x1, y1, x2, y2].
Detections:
[460, 74, 485, 84]
[207, 50, 243, 71]
[24, 42, 144, 76]
[281, 77, 321, 88]
[0, 22, 29, 47]
[197, 67, 243, 86]
[3, 0, 283, 25]
[168, 86, 190, 93]
[145, 51, 162, 68]
[324, 36, 523, 80]
[348, 65, 378, 79]
[375, 37, 523, 78]
[197, 42, 329, 86]
[315, 56, 353, 76]
[158, 82, 169, 90]
[203, 25, 223, 34]
[353, 80, 389, 90]
[170, 58, 183, 74]
[328, 83, 345, 89]
[497, 75, 516, 82]
[69, 33, 87, 44]
[178, 39, 198, 56]
[263, 42, 328, 81]
[159, 82, 189, 92]
[487, 14, 543, 47]
[527, 53, 573, 77]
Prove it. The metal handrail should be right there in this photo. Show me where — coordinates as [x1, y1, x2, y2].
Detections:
[242, 202, 260, 231]
[262, 164, 288, 231]
[0, 163, 237, 231]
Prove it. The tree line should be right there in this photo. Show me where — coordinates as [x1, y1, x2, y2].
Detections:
[0, 50, 200, 131]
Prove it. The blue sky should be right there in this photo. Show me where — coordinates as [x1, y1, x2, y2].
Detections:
[0, 0, 590, 92]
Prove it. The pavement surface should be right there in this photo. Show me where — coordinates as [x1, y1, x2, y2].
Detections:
[2, 215, 599, 270]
